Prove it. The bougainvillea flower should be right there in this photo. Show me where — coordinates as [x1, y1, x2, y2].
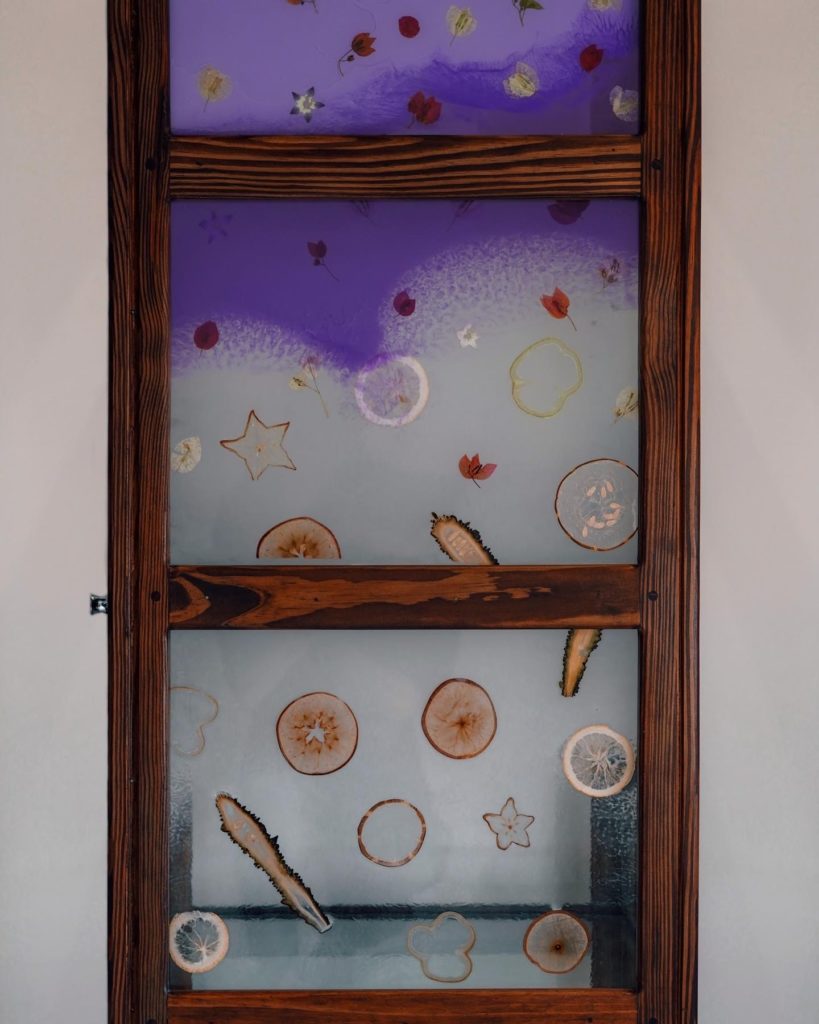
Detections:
[548, 200, 590, 225]
[393, 290, 416, 316]
[459, 453, 497, 487]
[540, 288, 577, 330]
[307, 240, 327, 262]
[351, 32, 376, 56]
[398, 15, 420, 37]
[579, 44, 604, 72]
[290, 86, 324, 123]
[194, 320, 220, 350]
[407, 91, 442, 126]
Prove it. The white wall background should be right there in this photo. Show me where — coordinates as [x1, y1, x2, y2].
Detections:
[1, 1, 818, 1021]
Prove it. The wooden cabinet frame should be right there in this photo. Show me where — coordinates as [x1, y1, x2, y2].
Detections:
[108, 1, 700, 1021]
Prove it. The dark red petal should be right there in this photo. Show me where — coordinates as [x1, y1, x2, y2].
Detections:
[579, 44, 604, 72]
[548, 200, 590, 225]
[407, 91, 425, 116]
[399, 15, 420, 38]
[307, 240, 327, 259]
[458, 455, 471, 478]
[475, 463, 497, 480]
[194, 320, 219, 350]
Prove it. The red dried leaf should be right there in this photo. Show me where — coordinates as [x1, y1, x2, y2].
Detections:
[393, 290, 416, 316]
[351, 32, 376, 56]
[399, 15, 420, 38]
[407, 91, 442, 125]
[307, 240, 327, 260]
[579, 44, 604, 72]
[194, 320, 219, 350]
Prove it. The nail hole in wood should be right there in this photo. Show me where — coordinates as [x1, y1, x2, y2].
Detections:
[650, 157, 663, 171]
[648, 590, 658, 601]
[150, 590, 161, 602]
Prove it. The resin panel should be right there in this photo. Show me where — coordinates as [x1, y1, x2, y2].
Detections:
[170, 1, 640, 136]
[169, 629, 638, 988]
[170, 199, 639, 565]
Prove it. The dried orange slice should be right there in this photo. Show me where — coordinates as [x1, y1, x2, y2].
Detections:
[422, 678, 497, 759]
[354, 355, 429, 427]
[523, 910, 590, 974]
[257, 517, 341, 559]
[562, 724, 635, 798]
[276, 692, 358, 775]
[169, 911, 229, 974]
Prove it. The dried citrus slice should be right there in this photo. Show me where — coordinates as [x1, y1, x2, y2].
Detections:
[430, 513, 498, 565]
[555, 459, 638, 551]
[422, 678, 497, 759]
[257, 517, 341, 559]
[510, 337, 583, 418]
[523, 910, 590, 974]
[354, 355, 429, 427]
[562, 724, 635, 798]
[169, 911, 229, 974]
[357, 799, 427, 867]
[276, 692, 358, 775]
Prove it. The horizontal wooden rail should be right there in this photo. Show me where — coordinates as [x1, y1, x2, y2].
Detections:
[169, 989, 637, 1023]
[169, 564, 639, 629]
[169, 134, 642, 198]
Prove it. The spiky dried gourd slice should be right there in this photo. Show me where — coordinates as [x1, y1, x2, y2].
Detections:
[257, 517, 341, 559]
[560, 628, 603, 697]
[169, 911, 229, 974]
[276, 691, 358, 775]
[422, 678, 497, 759]
[562, 724, 635, 798]
[524, 910, 590, 974]
[430, 513, 498, 565]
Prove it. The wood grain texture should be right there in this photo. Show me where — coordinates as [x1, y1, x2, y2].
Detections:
[169, 989, 637, 1024]
[169, 565, 640, 629]
[107, 0, 136, 1019]
[639, 2, 701, 1024]
[169, 134, 642, 198]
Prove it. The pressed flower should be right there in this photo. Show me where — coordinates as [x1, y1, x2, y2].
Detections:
[398, 15, 420, 38]
[194, 320, 219, 350]
[459, 453, 497, 487]
[540, 287, 577, 330]
[610, 85, 639, 123]
[588, 0, 621, 10]
[457, 324, 479, 348]
[393, 290, 416, 316]
[338, 32, 376, 75]
[504, 62, 539, 98]
[447, 5, 477, 43]
[579, 44, 604, 72]
[290, 357, 329, 416]
[306, 240, 338, 280]
[290, 86, 325, 123]
[407, 91, 442, 126]
[511, 0, 544, 26]
[197, 66, 232, 105]
[548, 200, 590, 225]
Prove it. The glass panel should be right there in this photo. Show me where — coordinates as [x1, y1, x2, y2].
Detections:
[169, 629, 638, 989]
[170, 1, 640, 136]
[170, 199, 639, 564]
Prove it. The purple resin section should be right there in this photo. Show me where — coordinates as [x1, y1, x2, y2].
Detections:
[170, 0, 640, 136]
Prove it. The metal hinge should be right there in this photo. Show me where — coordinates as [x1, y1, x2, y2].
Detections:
[90, 594, 109, 615]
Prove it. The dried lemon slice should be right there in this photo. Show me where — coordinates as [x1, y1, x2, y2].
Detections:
[524, 910, 590, 974]
[169, 911, 229, 974]
[509, 338, 583, 418]
[562, 724, 635, 798]
[354, 356, 429, 427]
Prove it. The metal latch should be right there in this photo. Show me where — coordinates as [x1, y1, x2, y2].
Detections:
[90, 594, 109, 615]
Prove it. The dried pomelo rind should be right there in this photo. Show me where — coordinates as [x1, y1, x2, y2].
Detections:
[354, 355, 429, 427]
[510, 337, 583, 418]
[276, 691, 358, 775]
[170, 686, 219, 757]
[562, 724, 635, 798]
[357, 799, 427, 867]
[523, 910, 590, 974]
[560, 629, 603, 697]
[257, 517, 341, 559]
[169, 911, 229, 974]
[422, 678, 497, 759]
[430, 513, 498, 565]
[555, 458, 638, 552]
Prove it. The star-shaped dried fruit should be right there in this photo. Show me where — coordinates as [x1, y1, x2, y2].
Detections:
[219, 410, 296, 480]
[482, 797, 535, 850]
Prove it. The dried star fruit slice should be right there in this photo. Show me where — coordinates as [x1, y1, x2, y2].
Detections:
[562, 724, 635, 798]
[169, 911, 229, 974]
[430, 513, 498, 565]
[510, 337, 583, 419]
[555, 458, 638, 552]
[422, 678, 497, 759]
[276, 692, 358, 775]
[354, 355, 429, 427]
[357, 799, 427, 867]
[257, 517, 341, 560]
[524, 910, 590, 974]
[560, 628, 603, 697]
